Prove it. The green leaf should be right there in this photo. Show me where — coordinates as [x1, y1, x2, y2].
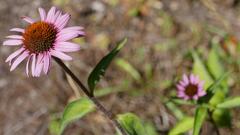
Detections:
[117, 113, 148, 135]
[192, 51, 214, 89]
[49, 118, 61, 135]
[207, 44, 224, 79]
[207, 44, 228, 93]
[88, 38, 127, 95]
[212, 108, 231, 127]
[168, 117, 194, 135]
[209, 91, 225, 107]
[144, 122, 158, 135]
[207, 72, 230, 93]
[217, 97, 240, 109]
[60, 98, 95, 134]
[115, 58, 141, 82]
[165, 101, 184, 120]
[193, 106, 207, 135]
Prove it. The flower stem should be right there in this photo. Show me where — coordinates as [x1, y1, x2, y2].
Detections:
[53, 57, 128, 135]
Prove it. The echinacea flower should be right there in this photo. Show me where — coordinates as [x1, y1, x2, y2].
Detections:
[3, 7, 84, 77]
[176, 74, 206, 100]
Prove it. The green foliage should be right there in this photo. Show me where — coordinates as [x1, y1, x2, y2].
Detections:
[193, 106, 207, 135]
[49, 118, 61, 135]
[192, 51, 214, 89]
[168, 117, 194, 135]
[88, 38, 127, 95]
[165, 101, 184, 120]
[207, 44, 224, 79]
[207, 43, 228, 93]
[217, 97, 240, 109]
[117, 113, 149, 135]
[115, 58, 141, 82]
[212, 108, 231, 127]
[59, 98, 95, 134]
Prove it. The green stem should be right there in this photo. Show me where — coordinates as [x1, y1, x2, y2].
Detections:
[54, 57, 128, 135]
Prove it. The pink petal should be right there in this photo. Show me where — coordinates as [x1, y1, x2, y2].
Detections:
[6, 35, 23, 40]
[10, 51, 29, 71]
[183, 74, 189, 84]
[54, 42, 80, 52]
[31, 54, 37, 77]
[10, 28, 25, 33]
[50, 50, 72, 61]
[183, 96, 190, 100]
[38, 8, 46, 21]
[177, 91, 185, 98]
[46, 7, 56, 23]
[43, 53, 50, 74]
[190, 74, 196, 84]
[5, 48, 25, 62]
[3, 39, 23, 46]
[35, 54, 44, 77]
[52, 11, 61, 23]
[55, 13, 70, 30]
[56, 33, 79, 42]
[198, 90, 206, 96]
[193, 95, 199, 100]
[176, 84, 185, 91]
[21, 16, 34, 24]
[26, 55, 32, 76]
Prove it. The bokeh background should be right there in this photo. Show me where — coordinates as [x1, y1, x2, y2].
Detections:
[1, 0, 240, 135]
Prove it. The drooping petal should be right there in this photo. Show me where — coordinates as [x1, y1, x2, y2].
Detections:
[31, 54, 37, 77]
[26, 55, 32, 76]
[35, 54, 44, 76]
[43, 53, 50, 74]
[10, 51, 29, 71]
[21, 16, 35, 24]
[6, 35, 23, 40]
[38, 7, 46, 21]
[10, 28, 25, 33]
[50, 50, 72, 60]
[3, 39, 23, 46]
[5, 48, 25, 63]
[176, 84, 185, 91]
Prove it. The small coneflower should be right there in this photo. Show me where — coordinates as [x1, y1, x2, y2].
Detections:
[3, 7, 84, 77]
[176, 74, 206, 100]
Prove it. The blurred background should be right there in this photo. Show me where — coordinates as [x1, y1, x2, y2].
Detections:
[1, 0, 240, 134]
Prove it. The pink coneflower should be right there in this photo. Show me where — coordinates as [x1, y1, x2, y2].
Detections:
[176, 74, 206, 100]
[3, 7, 84, 77]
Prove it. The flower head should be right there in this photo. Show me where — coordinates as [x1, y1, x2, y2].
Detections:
[3, 7, 84, 77]
[176, 74, 206, 100]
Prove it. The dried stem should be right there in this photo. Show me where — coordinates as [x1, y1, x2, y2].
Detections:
[54, 57, 128, 135]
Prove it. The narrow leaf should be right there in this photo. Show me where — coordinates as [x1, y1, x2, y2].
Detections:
[165, 101, 184, 120]
[60, 98, 95, 134]
[193, 106, 207, 135]
[217, 97, 240, 109]
[88, 38, 127, 95]
[115, 58, 141, 82]
[168, 117, 194, 135]
[117, 113, 148, 135]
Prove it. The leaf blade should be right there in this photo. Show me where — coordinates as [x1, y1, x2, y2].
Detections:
[88, 38, 127, 95]
[193, 106, 207, 135]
